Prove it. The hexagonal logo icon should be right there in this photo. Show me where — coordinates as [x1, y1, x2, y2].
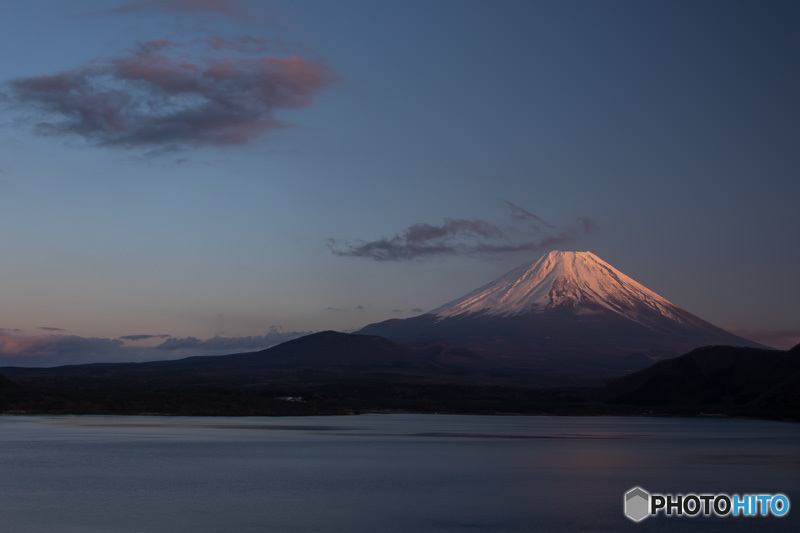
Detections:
[625, 487, 650, 522]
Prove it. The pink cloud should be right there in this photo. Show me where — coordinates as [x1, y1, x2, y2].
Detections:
[6, 41, 334, 149]
[0, 332, 123, 358]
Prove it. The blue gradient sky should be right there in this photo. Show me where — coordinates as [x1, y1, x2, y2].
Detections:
[0, 0, 798, 364]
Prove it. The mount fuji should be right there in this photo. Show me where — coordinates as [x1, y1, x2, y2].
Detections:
[358, 251, 763, 382]
[0, 251, 777, 413]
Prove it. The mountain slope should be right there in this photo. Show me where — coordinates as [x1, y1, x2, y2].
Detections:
[359, 251, 762, 382]
[1, 331, 437, 387]
[602, 344, 800, 420]
[432, 251, 680, 322]
[0, 373, 19, 391]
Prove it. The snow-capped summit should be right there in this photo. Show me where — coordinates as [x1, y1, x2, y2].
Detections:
[358, 250, 764, 384]
[431, 251, 683, 325]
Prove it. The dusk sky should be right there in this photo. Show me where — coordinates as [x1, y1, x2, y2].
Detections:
[0, 0, 798, 365]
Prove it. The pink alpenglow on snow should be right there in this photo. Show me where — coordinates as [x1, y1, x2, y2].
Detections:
[432, 251, 683, 324]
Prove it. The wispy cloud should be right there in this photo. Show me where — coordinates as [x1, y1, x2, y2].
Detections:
[324, 305, 366, 312]
[119, 334, 172, 341]
[4, 38, 334, 150]
[329, 201, 595, 261]
[391, 307, 426, 315]
[504, 200, 554, 229]
[37, 326, 66, 332]
[0, 332, 124, 365]
[155, 328, 312, 352]
[579, 217, 596, 233]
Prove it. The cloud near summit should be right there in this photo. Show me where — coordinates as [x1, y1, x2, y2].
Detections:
[328, 201, 595, 261]
[5, 37, 334, 150]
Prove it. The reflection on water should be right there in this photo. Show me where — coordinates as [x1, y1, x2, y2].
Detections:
[0, 414, 798, 532]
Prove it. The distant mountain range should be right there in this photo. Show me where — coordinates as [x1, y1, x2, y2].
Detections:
[0, 331, 563, 416]
[1, 334, 796, 419]
[0, 331, 435, 386]
[359, 251, 763, 382]
[0, 330, 554, 392]
[0, 251, 794, 419]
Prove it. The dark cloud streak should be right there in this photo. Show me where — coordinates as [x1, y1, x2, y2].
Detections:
[330, 202, 596, 262]
[119, 334, 171, 341]
[504, 200, 554, 229]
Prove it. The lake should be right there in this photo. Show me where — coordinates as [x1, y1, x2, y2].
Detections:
[0, 414, 797, 532]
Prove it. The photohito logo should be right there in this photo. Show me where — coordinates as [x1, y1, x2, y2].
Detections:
[624, 487, 790, 522]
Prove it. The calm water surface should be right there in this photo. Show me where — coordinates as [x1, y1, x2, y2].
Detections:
[0, 414, 797, 532]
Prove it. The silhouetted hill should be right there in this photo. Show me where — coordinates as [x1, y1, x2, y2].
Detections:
[0, 331, 602, 416]
[2, 333, 797, 419]
[1, 331, 437, 387]
[0, 373, 19, 391]
[603, 345, 800, 420]
[0, 331, 570, 388]
[0, 373, 23, 411]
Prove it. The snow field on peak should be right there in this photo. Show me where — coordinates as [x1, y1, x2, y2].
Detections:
[431, 251, 686, 324]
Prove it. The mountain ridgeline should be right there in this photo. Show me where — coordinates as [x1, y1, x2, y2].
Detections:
[1, 251, 793, 419]
[603, 343, 800, 419]
[359, 251, 762, 381]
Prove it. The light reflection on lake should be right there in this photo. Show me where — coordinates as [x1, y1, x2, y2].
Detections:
[0, 414, 797, 532]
